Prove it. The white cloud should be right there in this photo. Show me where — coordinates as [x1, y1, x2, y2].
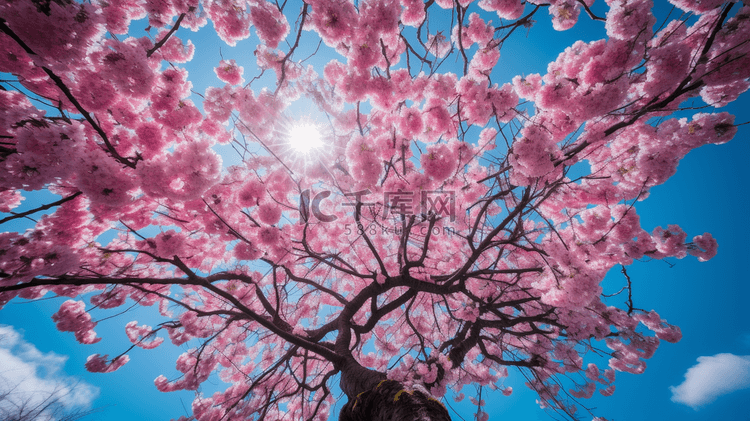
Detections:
[670, 353, 750, 409]
[0, 325, 99, 420]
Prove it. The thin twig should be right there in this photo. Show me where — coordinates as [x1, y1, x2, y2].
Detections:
[147, 9, 193, 58]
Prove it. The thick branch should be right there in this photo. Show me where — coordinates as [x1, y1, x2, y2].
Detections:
[1, 273, 343, 365]
[0, 191, 82, 225]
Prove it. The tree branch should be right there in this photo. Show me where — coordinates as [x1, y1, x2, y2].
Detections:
[146, 9, 193, 58]
[0, 19, 137, 168]
[0, 191, 82, 225]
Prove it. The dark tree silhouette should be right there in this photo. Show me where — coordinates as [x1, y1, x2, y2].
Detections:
[0, 379, 97, 421]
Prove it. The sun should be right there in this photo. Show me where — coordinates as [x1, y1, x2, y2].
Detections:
[288, 122, 323, 153]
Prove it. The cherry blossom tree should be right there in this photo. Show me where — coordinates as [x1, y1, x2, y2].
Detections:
[1, 0, 748, 420]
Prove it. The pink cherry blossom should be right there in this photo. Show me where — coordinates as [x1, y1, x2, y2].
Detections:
[478, 0, 525, 20]
[401, 0, 426, 26]
[250, 0, 290, 49]
[85, 354, 130, 373]
[214, 59, 244, 85]
[0, 189, 23, 213]
[0, 0, 746, 420]
[51, 300, 101, 344]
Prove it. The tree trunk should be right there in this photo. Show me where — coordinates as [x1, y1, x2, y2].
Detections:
[338, 357, 451, 421]
[338, 356, 387, 398]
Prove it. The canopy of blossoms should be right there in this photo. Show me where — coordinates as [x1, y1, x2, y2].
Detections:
[0, 0, 748, 420]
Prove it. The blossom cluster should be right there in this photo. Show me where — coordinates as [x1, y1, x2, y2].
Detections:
[0, 0, 747, 420]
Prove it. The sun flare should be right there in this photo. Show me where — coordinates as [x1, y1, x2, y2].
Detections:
[288, 123, 323, 153]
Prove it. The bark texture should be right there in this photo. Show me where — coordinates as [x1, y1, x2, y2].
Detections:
[339, 379, 451, 421]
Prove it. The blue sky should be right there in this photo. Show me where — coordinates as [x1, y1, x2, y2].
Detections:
[2, 1, 750, 420]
